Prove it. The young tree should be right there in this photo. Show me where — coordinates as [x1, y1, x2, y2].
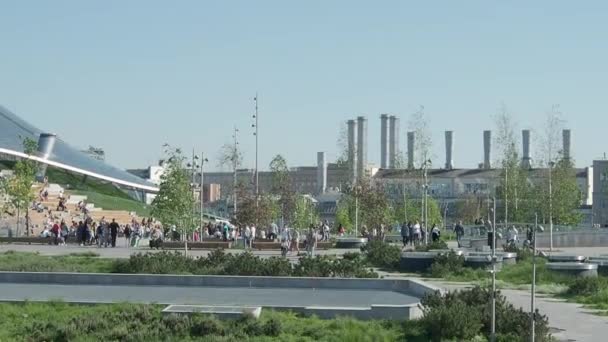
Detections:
[493, 104, 532, 224]
[291, 195, 319, 229]
[269, 154, 296, 225]
[151, 145, 196, 253]
[1, 138, 37, 236]
[407, 105, 433, 168]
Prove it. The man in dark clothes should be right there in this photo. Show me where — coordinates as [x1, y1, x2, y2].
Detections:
[109, 219, 120, 248]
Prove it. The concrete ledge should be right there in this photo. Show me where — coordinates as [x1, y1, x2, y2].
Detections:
[0, 271, 437, 295]
[547, 262, 598, 278]
[548, 255, 586, 263]
[335, 237, 368, 249]
[162, 241, 232, 249]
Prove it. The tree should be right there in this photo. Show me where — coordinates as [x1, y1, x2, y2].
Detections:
[493, 104, 533, 224]
[407, 105, 433, 168]
[535, 107, 582, 226]
[337, 180, 392, 232]
[291, 195, 319, 229]
[235, 186, 278, 228]
[269, 154, 296, 225]
[150, 145, 196, 253]
[1, 138, 37, 236]
[454, 195, 486, 224]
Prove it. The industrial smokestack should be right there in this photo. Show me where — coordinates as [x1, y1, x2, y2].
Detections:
[317, 152, 327, 194]
[562, 129, 571, 160]
[389, 115, 400, 169]
[356, 116, 368, 178]
[445, 131, 454, 170]
[347, 119, 357, 181]
[483, 130, 492, 169]
[380, 114, 389, 169]
[522, 129, 532, 169]
[407, 131, 415, 169]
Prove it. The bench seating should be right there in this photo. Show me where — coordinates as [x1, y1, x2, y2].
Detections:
[161, 241, 232, 249]
[0, 237, 53, 244]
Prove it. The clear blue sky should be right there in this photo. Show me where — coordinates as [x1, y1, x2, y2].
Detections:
[1, 1, 606, 171]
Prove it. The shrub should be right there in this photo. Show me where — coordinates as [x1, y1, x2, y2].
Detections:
[566, 277, 608, 297]
[428, 251, 466, 278]
[502, 243, 533, 262]
[190, 315, 225, 336]
[421, 296, 483, 341]
[263, 318, 283, 337]
[415, 239, 449, 252]
[360, 240, 401, 270]
[421, 286, 551, 342]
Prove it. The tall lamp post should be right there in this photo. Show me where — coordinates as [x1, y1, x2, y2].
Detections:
[548, 161, 555, 251]
[490, 197, 497, 342]
[422, 159, 431, 244]
[252, 95, 259, 226]
[531, 214, 543, 342]
[199, 153, 208, 235]
[232, 126, 239, 218]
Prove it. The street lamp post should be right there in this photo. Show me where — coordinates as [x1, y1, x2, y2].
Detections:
[491, 197, 497, 342]
[199, 153, 208, 236]
[548, 161, 555, 252]
[232, 126, 239, 217]
[355, 186, 360, 237]
[252, 94, 259, 226]
[531, 213, 540, 342]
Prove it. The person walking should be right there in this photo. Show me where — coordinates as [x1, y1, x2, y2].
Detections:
[307, 225, 318, 257]
[96, 223, 104, 248]
[291, 228, 300, 254]
[400, 222, 409, 248]
[124, 224, 131, 247]
[109, 219, 119, 248]
[455, 221, 465, 247]
[431, 224, 441, 242]
[413, 221, 421, 245]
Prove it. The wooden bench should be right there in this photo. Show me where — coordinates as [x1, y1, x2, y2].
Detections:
[160, 241, 232, 250]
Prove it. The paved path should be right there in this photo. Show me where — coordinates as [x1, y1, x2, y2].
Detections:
[430, 281, 608, 342]
[0, 283, 418, 308]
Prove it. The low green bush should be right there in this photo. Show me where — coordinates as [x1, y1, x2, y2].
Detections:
[360, 240, 401, 270]
[113, 250, 378, 278]
[566, 277, 608, 297]
[420, 286, 551, 342]
[415, 239, 449, 252]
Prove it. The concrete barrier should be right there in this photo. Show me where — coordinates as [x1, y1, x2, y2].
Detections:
[546, 262, 598, 278]
[547, 255, 586, 263]
[335, 237, 368, 249]
[586, 258, 608, 276]
[399, 252, 437, 273]
[162, 241, 232, 249]
[464, 255, 503, 271]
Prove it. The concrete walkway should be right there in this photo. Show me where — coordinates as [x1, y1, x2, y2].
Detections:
[431, 281, 608, 342]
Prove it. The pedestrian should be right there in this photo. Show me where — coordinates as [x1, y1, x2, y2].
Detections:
[124, 224, 131, 247]
[244, 225, 251, 249]
[96, 223, 104, 248]
[51, 221, 60, 245]
[307, 225, 318, 257]
[431, 223, 441, 242]
[291, 228, 300, 254]
[413, 221, 421, 245]
[109, 219, 119, 248]
[60, 220, 69, 245]
[455, 220, 465, 247]
[323, 221, 330, 241]
[400, 222, 409, 247]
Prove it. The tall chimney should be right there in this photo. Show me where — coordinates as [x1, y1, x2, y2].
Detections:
[445, 130, 454, 170]
[522, 129, 532, 169]
[483, 130, 492, 169]
[356, 116, 368, 178]
[407, 131, 415, 169]
[389, 115, 400, 169]
[347, 119, 357, 181]
[317, 152, 327, 194]
[380, 114, 389, 169]
[562, 129, 571, 160]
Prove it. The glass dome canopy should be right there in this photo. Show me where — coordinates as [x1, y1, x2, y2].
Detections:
[0, 105, 158, 192]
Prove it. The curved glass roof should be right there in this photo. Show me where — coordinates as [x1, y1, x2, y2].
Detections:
[0, 105, 158, 192]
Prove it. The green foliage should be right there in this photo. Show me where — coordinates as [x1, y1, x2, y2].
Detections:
[360, 240, 401, 270]
[291, 195, 319, 229]
[151, 145, 196, 231]
[45, 167, 132, 199]
[415, 239, 448, 251]
[0, 251, 113, 273]
[421, 286, 551, 342]
[566, 277, 608, 297]
[502, 243, 533, 262]
[0, 302, 411, 341]
[1, 138, 37, 233]
[428, 251, 466, 278]
[339, 180, 393, 231]
[112, 250, 378, 278]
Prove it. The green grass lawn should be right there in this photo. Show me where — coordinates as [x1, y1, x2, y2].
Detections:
[72, 190, 151, 216]
[45, 167, 133, 199]
[0, 251, 113, 273]
[0, 302, 411, 341]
